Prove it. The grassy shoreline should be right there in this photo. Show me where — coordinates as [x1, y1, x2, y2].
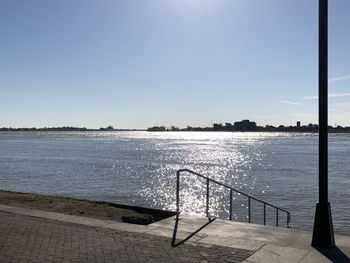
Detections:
[0, 190, 175, 225]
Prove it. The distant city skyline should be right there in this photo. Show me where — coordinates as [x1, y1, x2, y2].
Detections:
[1, 0, 350, 129]
[2, 119, 350, 131]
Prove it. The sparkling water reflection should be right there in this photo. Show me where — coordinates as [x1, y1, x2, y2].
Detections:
[0, 131, 349, 235]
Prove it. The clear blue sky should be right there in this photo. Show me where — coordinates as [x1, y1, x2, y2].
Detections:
[1, 0, 349, 129]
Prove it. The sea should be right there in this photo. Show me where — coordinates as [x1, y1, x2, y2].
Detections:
[0, 131, 349, 235]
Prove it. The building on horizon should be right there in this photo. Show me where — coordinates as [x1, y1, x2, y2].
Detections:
[234, 120, 257, 132]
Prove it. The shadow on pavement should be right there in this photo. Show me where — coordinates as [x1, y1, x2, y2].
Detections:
[171, 216, 215, 247]
[316, 246, 350, 263]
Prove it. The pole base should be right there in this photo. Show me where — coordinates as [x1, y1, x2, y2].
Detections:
[312, 202, 335, 248]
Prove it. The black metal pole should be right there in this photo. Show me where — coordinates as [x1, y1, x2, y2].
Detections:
[312, 0, 335, 249]
[319, 0, 328, 206]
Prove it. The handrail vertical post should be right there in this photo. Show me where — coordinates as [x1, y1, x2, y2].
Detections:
[276, 209, 279, 227]
[206, 178, 209, 218]
[248, 197, 251, 223]
[287, 212, 291, 228]
[176, 171, 180, 220]
[264, 203, 266, 225]
[229, 189, 233, 220]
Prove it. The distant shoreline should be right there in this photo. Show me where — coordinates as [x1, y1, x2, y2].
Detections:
[0, 128, 146, 132]
[1, 129, 350, 133]
[147, 130, 349, 133]
[147, 120, 350, 133]
[2, 120, 350, 133]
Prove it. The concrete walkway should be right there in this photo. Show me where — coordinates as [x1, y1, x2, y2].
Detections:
[0, 204, 349, 262]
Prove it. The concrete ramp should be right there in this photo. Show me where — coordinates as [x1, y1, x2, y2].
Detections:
[151, 215, 350, 263]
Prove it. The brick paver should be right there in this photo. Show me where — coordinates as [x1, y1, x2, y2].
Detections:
[0, 212, 252, 263]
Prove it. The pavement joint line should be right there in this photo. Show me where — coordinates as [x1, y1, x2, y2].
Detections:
[192, 234, 208, 243]
[297, 250, 312, 263]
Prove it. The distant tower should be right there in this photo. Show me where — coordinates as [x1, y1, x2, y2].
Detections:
[297, 121, 301, 128]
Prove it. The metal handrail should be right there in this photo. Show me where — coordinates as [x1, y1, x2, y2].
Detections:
[176, 169, 291, 228]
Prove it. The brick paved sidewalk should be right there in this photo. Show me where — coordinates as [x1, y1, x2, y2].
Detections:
[0, 211, 252, 263]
